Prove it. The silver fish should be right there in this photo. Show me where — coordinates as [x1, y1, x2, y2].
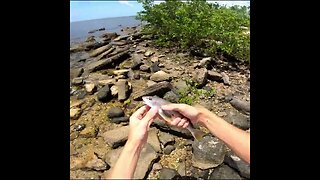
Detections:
[142, 95, 206, 141]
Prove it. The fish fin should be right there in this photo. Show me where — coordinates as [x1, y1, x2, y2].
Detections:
[190, 128, 206, 141]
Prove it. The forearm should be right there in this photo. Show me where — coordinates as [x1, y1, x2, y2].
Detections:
[199, 109, 250, 164]
[108, 140, 143, 179]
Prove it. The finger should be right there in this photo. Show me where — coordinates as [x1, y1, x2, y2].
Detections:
[177, 118, 187, 127]
[182, 121, 189, 128]
[169, 117, 181, 126]
[132, 105, 148, 119]
[141, 106, 158, 124]
[161, 104, 186, 112]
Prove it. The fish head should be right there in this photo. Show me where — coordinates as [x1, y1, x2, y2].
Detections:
[142, 96, 162, 108]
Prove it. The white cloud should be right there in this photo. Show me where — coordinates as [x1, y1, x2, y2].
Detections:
[119, 0, 134, 7]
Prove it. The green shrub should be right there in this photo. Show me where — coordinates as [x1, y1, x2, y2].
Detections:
[177, 80, 215, 105]
[137, 0, 250, 62]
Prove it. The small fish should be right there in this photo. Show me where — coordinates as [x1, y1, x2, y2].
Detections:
[142, 95, 206, 141]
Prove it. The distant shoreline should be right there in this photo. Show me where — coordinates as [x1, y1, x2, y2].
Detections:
[70, 16, 142, 44]
[70, 15, 137, 24]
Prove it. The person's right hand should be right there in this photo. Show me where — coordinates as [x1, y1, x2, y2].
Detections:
[161, 103, 205, 128]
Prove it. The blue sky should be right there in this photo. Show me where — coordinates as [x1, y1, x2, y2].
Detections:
[70, 1, 250, 22]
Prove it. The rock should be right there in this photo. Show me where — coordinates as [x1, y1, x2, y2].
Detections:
[172, 80, 188, 93]
[70, 108, 81, 120]
[97, 85, 111, 102]
[141, 73, 151, 80]
[70, 144, 77, 155]
[147, 128, 161, 153]
[158, 54, 165, 58]
[115, 75, 126, 80]
[70, 131, 79, 140]
[177, 161, 186, 176]
[198, 100, 213, 111]
[110, 116, 129, 124]
[110, 85, 118, 96]
[113, 34, 130, 41]
[229, 98, 250, 113]
[85, 41, 109, 51]
[110, 39, 129, 46]
[137, 49, 146, 53]
[151, 56, 159, 63]
[207, 70, 222, 82]
[163, 91, 179, 103]
[70, 68, 84, 79]
[159, 168, 180, 179]
[150, 70, 171, 82]
[116, 79, 130, 101]
[105, 143, 158, 179]
[85, 153, 108, 171]
[74, 124, 86, 131]
[70, 169, 102, 179]
[100, 32, 118, 40]
[209, 164, 241, 180]
[150, 62, 160, 73]
[107, 107, 124, 118]
[72, 77, 84, 85]
[102, 126, 129, 148]
[84, 49, 130, 73]
[158, 63, 165, 67]
[192, 135, 227, 169]
[198, 57, 212, 68]
[224, 151, 250, 179]
[221, 72, 231, 85]
[85, 36, 95, 42]
[190, 166, 210, 179]
[152, 163, 162, 171]
[144, 49, 154, 57]
[98, 79, 116, 86]
[158, 131, 175, 146]
[76, 90, 87, 100]
[140, 64, 150, 72]
[217, 112, 227, 117]
[89, 44, 112, 57]
[224, 108, 250, 130]
[95, 46, 116, 60]
[147, 80, 157, 87]
[79, 126, 98, 138]
[113, 69, 130, 76]
[152, 118, 193, 139]
[163, 144, 175, 155]
[84, 83, 96, 94]
[131, 54, 144, 69]
[128, 69, 140, 80]
[193, 68, 208, 87]
[132, 81, 172, 100]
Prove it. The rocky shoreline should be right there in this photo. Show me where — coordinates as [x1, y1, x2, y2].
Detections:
[70, 25, 250, 179]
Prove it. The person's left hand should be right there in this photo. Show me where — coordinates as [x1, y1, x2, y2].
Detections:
[127, 105, 158, 147]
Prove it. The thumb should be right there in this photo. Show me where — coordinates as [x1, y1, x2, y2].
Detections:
[141, 106, 158, 124]
[161, 103, 185, 112]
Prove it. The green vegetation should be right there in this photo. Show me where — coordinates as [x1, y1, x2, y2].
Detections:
[177, 80, 215, 105]
[137, 0, 250, 62]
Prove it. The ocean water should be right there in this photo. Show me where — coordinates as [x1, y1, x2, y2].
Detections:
[70, 16, 142, 43]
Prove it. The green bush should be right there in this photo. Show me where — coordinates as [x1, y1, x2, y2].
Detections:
[177, 80, 215, 105]
[137, 0, 250, 62]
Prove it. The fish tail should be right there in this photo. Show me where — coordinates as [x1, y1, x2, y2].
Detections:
[187, 126, 206, 141]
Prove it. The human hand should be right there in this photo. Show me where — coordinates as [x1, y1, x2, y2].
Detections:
[161, 103, 208, 128]
[127, 105, 158, 147]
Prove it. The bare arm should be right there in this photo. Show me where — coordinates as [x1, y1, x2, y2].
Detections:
[108, 140, 143, 178]
[198, 107, 250, 163]
[108, 106, 158, 179]
[161, 104, 250, 164]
